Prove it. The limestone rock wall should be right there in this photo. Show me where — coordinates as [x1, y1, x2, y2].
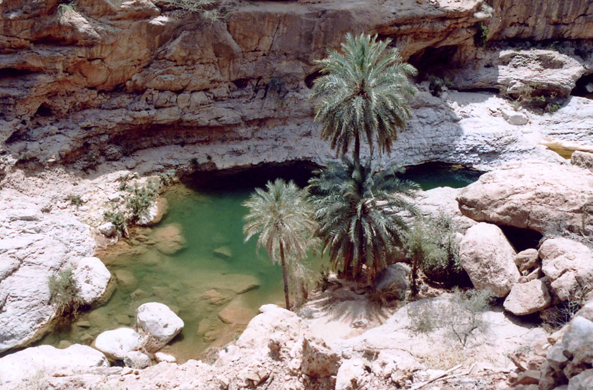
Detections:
[0, 0, 592, 173]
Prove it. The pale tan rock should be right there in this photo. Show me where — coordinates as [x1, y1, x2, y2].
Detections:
[515, 249, 539, 273]
[210, 274, 260, 294]
[458, 161, 593, 236]
[300, 337, 341, 379]
[218, 305, 254, 326]
[201, 290, 229, 306]
[503, 279, 551, 316]
[539, 238, 593, 302]
[114, 269, 138, 292]
[152, 224, 186, 255]
[459, 223, 520, 297]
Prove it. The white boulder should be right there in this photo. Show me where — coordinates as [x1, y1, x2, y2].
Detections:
[124, 351, 151, 369]
[459, 223, 520, 297]
[136, 302, 184, 352]
[138, 198, 168, 226]
[73, 257, 112, 305]
[98, 222, 116, 237]
[94, 328, 142, 360]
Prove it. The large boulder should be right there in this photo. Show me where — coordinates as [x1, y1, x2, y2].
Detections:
[459, 223, 520, 297]
[136, 302, 184, 352]
[94, 328, 142, 360]
[0, 190, 96, 354]
[454, 49, 586, 98]
[0, 345, 108, 386]
[72, 257, 113, 305]
[539, 238, 593, 301]
[375, 263, 410, 300]
[503, 279, 551, 316]
[457, 161, 593, 236]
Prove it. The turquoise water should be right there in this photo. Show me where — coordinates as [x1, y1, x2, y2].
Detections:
[38, 163, 483, 362]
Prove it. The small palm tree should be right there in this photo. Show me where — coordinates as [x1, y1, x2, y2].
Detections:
[243, 179, 316, 310]
[309, 160, 420, 284]
[311, 33, 418, 179]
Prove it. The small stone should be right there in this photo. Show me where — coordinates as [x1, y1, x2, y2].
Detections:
[98, 222, 116, 237]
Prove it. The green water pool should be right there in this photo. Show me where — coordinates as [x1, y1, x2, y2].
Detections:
[38, 163, 483, 362]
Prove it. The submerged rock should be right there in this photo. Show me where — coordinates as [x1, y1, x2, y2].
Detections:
[218, 305, 254, 326]
[136, 302, 184, 352]
[213, 246, 233, 259]
[459, 223, 519, 297]
[210, 274, 260, 294]
[152, 224, 186, 255]
[539, 238, 593, 301]
[503, 279, 551, 316]
[0, 345, 109, 386]
[114, 269, 138, 291]
[94, 328, 142, 361]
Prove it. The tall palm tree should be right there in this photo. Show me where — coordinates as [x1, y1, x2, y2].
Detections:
[308, 160, 420, 284]
[310, 33, 418, 180]
[243, 179, 316, 310]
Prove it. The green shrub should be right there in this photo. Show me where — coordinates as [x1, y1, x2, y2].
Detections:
[545, 102, 561, 114]
[125, 179, 159, 221]
[474, 23, 489, 47]
[158, 170, 177, 186]
[66, 194, 83, 207]
[405, 213, 463, 293]
[103, 210, 127, 237]
[48, 268, 84, 317]
[408, 288, 492, 347]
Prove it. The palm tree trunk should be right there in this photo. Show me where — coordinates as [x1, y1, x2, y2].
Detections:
[411, 255, 418, 297]
[352, 134, 362, 186]
[280, 242, 291, 311]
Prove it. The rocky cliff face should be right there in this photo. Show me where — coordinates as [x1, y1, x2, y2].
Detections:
[1, 0, 592, 175]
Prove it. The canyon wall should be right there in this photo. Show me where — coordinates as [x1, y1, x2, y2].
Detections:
[1, 0, 593, 175]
